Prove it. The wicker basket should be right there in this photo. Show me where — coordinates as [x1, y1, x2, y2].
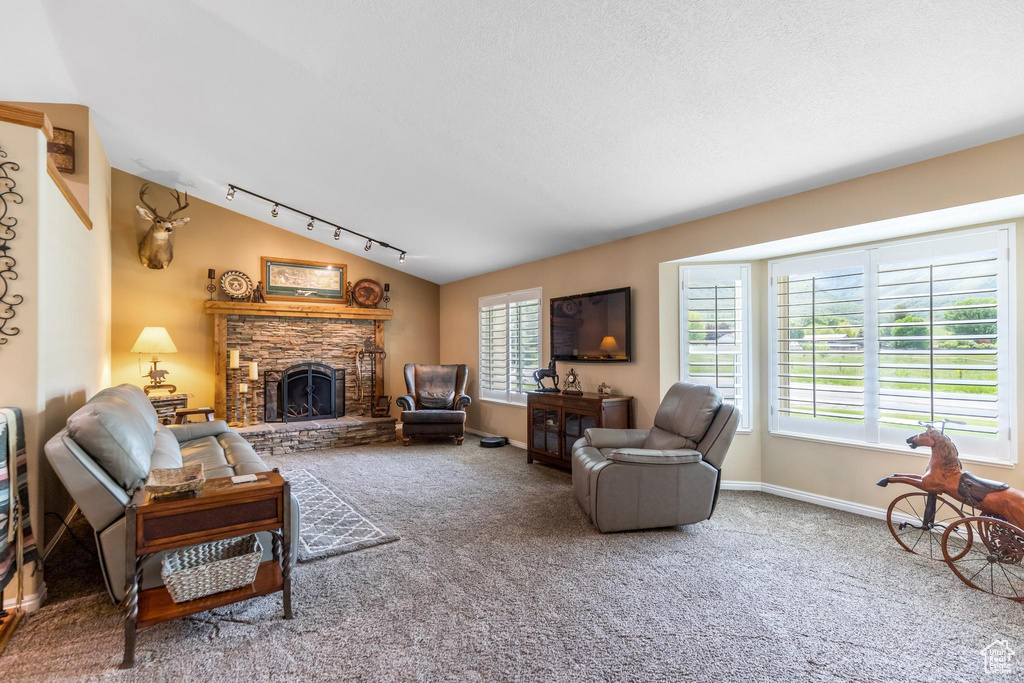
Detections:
[161, 534, 262, 603]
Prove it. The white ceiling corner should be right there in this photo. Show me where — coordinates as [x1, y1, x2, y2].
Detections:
[5, 0, 1024, 283]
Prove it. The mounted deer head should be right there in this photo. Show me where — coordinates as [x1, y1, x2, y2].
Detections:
[135, 183, 190, 269]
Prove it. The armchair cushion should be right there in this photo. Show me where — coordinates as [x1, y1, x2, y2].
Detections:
[401, 410, 466, 424]
[417, 389, 455, 409]
[644, 382, 722, 450]
[584, 428, 649, 450]
[607, 448, 702, 465]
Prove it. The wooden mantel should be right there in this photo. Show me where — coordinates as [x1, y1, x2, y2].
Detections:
[205, 299, 390, 419]
[203, 300, 393, 320]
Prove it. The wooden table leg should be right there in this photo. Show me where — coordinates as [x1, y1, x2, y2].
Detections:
[120, 503, 139, 669]
[281, 478, 293, 619]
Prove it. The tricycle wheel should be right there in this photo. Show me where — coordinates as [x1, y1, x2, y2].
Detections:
[886, 492, 970, 561]
[942, 517, 1024, 601]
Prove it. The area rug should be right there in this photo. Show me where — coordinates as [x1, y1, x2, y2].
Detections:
[284, 468, 399, 561]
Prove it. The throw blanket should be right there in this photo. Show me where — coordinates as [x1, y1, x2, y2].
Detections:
[0, 408, 38, 603]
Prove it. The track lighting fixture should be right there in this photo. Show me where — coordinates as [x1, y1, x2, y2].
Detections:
[223, 183, 407, 260]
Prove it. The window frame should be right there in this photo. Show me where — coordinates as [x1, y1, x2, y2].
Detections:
[478, 287, 543, 406]
[767, 224, 1017, 464]
[679, 263, 753, 432]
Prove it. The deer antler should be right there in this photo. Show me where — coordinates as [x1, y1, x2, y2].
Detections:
[138, 183, 159, 215]
[166, 188, 190, 218]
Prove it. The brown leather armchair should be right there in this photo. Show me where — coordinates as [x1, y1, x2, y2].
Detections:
[397, 364, 471, 446]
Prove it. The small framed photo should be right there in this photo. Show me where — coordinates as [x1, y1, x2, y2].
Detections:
[261, 257, 347, 303]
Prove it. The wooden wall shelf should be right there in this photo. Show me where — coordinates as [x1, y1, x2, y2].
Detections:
[203, 300, 393, 320]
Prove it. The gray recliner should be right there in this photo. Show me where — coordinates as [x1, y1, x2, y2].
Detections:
[572, 382, 739, 533]
[44, 384, 300, 603]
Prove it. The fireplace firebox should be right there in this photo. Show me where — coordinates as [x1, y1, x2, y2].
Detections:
[264, 362, 346, 422]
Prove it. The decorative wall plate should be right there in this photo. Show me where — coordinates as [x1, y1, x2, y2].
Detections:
[351, 278, 384, 307]
[220, 270, 253, 300]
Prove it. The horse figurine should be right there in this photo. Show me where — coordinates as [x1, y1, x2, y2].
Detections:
[878, 426, 1023, 531]
[533, 359, 560, 393]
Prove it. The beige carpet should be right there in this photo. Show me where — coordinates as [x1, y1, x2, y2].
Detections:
[4, 440, 1021, 681]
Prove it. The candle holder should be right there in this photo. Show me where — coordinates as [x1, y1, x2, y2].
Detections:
[207, 268, 217, 301]
[382, 283, 391, 309]
[228, 367, 242, 427]
[249, 382, 261, 425]
[241, 391, 249, 427]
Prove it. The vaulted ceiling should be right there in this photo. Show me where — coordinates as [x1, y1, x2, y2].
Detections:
[7, 1, 1024, 283]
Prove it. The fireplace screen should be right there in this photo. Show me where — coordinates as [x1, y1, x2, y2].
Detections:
[264, 363, 346, 422]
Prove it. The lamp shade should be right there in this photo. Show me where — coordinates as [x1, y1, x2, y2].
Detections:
[599, 335, 620, 353]
[130, 327, 178, 355]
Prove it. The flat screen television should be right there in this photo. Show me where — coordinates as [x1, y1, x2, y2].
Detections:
[550, 287, 631, 362]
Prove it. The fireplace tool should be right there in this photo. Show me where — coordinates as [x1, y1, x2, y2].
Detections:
[361, 340, 392, 417]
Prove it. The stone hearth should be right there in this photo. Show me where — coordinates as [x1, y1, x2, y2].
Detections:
[237, 415, 397, 456]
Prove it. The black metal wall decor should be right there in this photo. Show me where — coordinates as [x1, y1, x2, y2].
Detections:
[0, 145, 23, 348]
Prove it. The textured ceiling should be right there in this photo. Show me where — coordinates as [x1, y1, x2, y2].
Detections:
[7, 1, 1024, 283]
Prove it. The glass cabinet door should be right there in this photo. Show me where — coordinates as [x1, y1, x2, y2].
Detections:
[531, 407, 561, 457]
[563, 411, 598, 460]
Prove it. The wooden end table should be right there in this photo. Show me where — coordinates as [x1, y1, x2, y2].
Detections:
[120, 469, 293, 668]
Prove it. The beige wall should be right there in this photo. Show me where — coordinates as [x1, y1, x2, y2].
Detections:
[109, 170, 440, 416]
[0, 106, 112, 607]
[440, 134, 1024, 504]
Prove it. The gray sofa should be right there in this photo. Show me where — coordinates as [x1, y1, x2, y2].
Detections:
[44, 384, 300, 603]
[572, 382, 739, 532]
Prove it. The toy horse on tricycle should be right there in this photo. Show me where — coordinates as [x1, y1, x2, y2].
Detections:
[878, 419, 1024, 601]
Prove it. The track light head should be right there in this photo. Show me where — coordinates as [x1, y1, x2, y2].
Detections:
[364, 239, 373, 252]
[307, 217, 315, 230]
[271, 203, 279, 218]
[399, 252, 406, 265]
[334, 227, 342, 240]
[226, 186, 235, 201]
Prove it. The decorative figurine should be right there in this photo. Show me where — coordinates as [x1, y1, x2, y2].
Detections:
[597, 382, 611, 395]
[562, 367, 583, 396]
[533, 359, 560, 393]
[251, 280, 266, 303]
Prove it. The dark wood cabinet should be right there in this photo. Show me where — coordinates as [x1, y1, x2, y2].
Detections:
[526, 392, 633, 469]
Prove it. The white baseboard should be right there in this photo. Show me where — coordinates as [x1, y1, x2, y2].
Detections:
[3, 583, 46, 614]
[721, 480, 894, 523]
[465, 428, 527, 451]
[720, 480, 763, 492]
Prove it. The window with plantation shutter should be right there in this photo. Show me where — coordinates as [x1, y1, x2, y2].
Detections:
[680, 264, 751, 430]
[770, 226, 1014, 462]
[479, 288, 542, 405]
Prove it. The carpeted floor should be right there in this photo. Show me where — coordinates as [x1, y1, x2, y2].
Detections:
[4, 441, 1021, 681]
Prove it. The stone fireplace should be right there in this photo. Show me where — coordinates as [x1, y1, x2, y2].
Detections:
[204, 300, 393, 422]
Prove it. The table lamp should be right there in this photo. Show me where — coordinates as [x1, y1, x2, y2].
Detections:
[131, 326, 178, 395]
[599, 335, 620, 358]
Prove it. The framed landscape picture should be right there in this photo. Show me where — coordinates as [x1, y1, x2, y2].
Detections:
[261, 257, 347, 303]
